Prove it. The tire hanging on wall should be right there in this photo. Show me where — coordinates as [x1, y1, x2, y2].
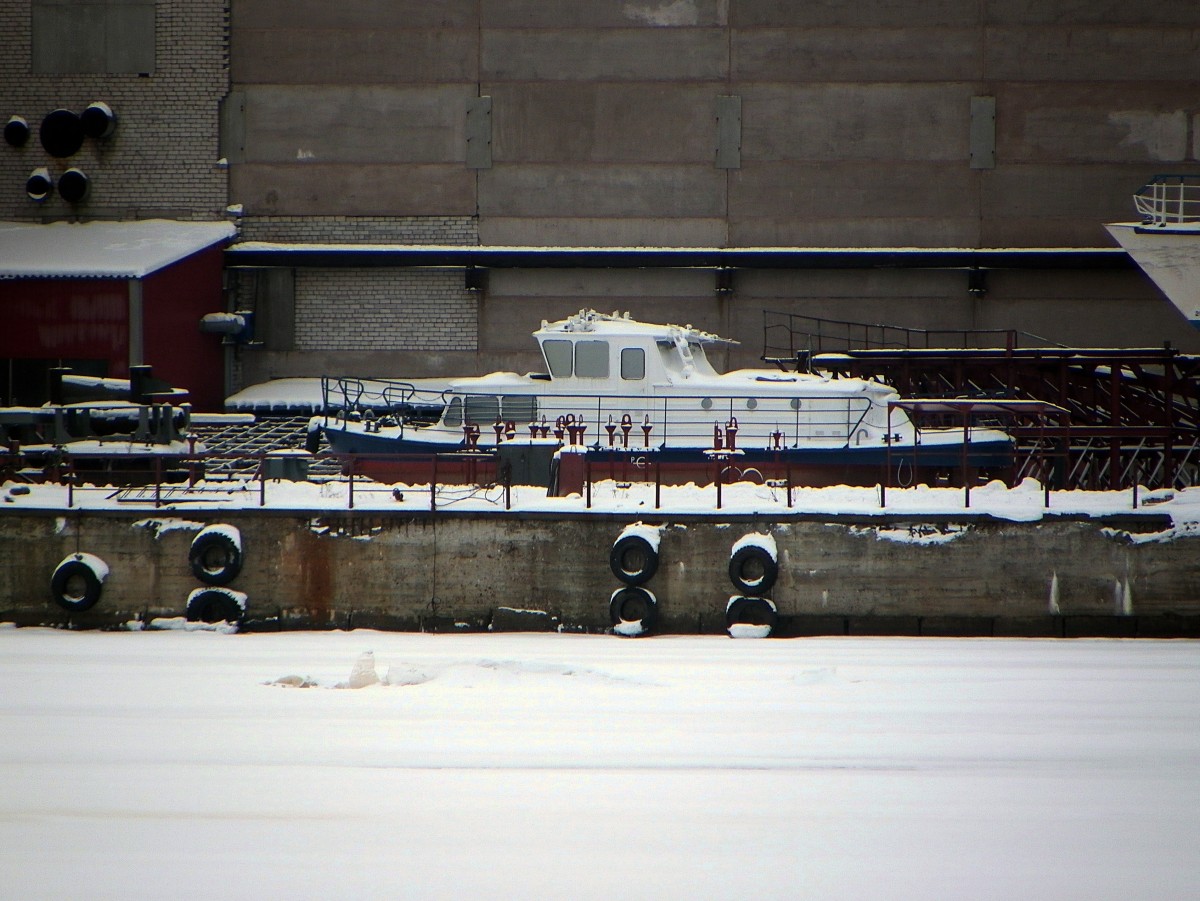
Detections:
[609, 586, 658, 637]
[186, 587, 246, 625]
[728, 544, 778, 596]
[189, 525, 243, 586]
[609, 533, 659, 585]
[726, 596, 778, 638]
[50, 553, 108, 612]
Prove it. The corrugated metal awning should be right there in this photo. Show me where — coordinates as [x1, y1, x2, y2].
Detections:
[0, 219, 237, 279]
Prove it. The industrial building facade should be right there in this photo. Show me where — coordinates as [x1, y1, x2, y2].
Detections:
[3, 1, 1200, 408]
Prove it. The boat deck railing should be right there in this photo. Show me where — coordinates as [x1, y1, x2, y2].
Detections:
[326, 385, 883, 451]
[1133, 174, 1200, 226]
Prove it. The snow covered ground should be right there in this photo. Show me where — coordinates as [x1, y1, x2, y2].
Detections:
[1, 629, 1196, 900]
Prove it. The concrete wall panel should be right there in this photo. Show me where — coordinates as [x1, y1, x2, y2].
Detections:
[232, 163, 477, 216]
[984, 28, 1200, 82]
[478, 165, 726, 218]
[242, 85, 472, 165]
[488, 83, 718, 163]
[481, 0, 728, 28]
[482, 29, 728, 81]
[733, 28, 982, 82]
[733, 1, 978, 28]
[233, 28, 478, 84]
[741, 84, 972, 162]
[729, 162, 981, 246]
[978, 164, 1155, 246]
[234, 0, 477, 29]
[482, 0, 724, 27]
[479, 216, 728, 247]
[996, 84, 1196, 164]
[984, 0, 1200, 27]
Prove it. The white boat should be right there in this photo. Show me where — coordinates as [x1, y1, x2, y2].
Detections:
[1106, 174, 1200, 329]
[318, 310, 1013, 488]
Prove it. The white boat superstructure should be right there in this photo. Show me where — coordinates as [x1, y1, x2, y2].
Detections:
[1106, 174, 1200, 328]
[319, 310, 1013, 486]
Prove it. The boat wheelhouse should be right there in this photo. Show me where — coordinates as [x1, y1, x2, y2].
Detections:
[318, 310, 1013, 488]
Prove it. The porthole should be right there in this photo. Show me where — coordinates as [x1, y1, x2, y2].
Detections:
[789, 398, 802, 410]
[746, 398, 758, 410]
[701, 397, 713, 410]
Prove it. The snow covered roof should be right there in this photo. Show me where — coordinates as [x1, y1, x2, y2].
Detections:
[0, 219, 237, 279]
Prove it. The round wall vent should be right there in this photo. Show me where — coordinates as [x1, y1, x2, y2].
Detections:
[81, 102, 117, 139]
[26, 167, 52, 200]
[40, 109, 84, 158]
[58, 167, 90, 203]
[4, 116, 29, 148]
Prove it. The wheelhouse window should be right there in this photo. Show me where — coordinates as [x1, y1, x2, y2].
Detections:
[444, 397, 463, 427]
[542, 340, 573, 378]
[574, 341, 609, 378]
[620, 347, 645, 380]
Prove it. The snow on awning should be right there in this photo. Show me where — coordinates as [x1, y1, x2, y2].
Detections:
[0, 219, 237, 280]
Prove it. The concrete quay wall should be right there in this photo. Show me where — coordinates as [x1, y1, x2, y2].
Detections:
[3, 510, 1199, 637]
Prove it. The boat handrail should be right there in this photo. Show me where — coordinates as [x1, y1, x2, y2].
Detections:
[320, 376, 423, 423]
[434, 388, 879, 447]
[1133, 174, 1200, 226]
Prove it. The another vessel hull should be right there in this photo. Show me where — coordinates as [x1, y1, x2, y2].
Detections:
[1106, 223, 1200, 328]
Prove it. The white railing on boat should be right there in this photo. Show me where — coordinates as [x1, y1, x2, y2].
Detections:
[321, 380, 883, 450]
[1133, 174, 1200, 226]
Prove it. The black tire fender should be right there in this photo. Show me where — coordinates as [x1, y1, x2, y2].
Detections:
[609, 533, 659, 585]
[50, 553, 107, 612]
[728, 543, 778, 596]
[186, 587, 246, 624]
[189, 525, 243, 586]
[609, 586, 658, 637]
[726, 596, 778, 637]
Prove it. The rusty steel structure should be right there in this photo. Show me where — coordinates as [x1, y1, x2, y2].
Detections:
[763, 311, 1200, 491]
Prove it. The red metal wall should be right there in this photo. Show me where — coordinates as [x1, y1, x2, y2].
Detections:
[142, 246, 226, 412]
[0, 244, 227, 411]
[0, 279, 128, 366]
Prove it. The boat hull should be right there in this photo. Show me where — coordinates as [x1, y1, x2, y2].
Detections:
[322, 425, 1013, 490]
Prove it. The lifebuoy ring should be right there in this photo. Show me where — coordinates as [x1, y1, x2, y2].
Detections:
[189, 525, 243, 586]
[609, 586, 657, 637]
[726, 596, 778, 638]
[729, 544, 778, 595]
[50, 553, 107, 612]
[186, 587, 246, 624]
[609, 533, 659, 585]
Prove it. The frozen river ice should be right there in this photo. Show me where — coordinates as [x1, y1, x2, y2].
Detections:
[0, 628, 1197, 900]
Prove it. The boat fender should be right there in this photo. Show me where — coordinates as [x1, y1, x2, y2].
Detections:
[609, 586, 657, 637]
[50, 552, 108, 612]
[186, 586, 247, 625]
[304, 419, 323, 453]
[188, 525, 243, 586]
[725, 596, 778, 638]
[729, 543, 778, 596]
[609, 533, 660, 586]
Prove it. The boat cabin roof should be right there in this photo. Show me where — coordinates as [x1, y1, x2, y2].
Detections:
[533, 309, 737, 348]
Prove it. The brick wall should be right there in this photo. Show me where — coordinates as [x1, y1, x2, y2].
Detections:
[0, 0, 229, 221]
[240, 215, 478, 244]
[294, 269, 477, 352]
